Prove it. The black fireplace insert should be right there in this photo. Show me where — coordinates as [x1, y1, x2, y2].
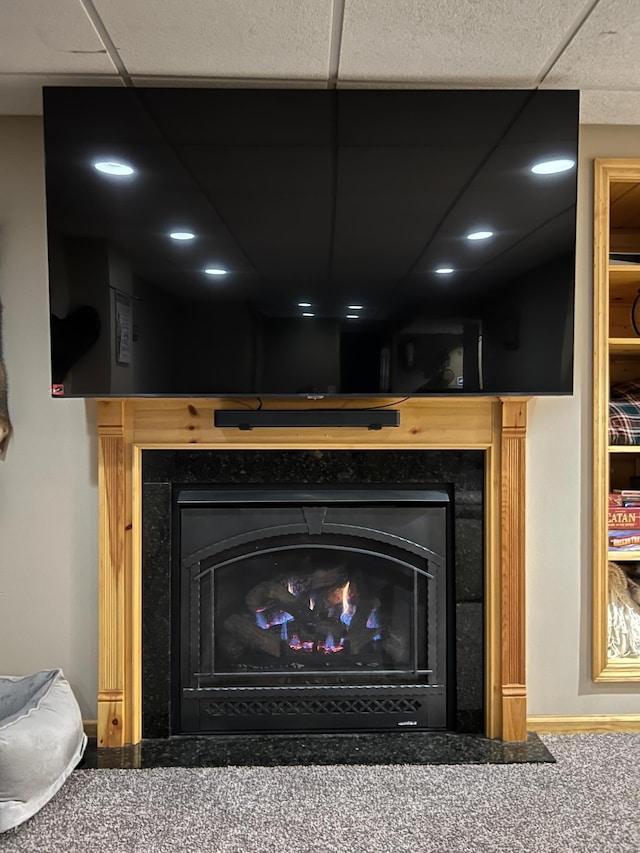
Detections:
[175, 486, 453, 734]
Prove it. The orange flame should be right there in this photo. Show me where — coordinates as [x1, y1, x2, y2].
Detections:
[340, 581, 356, 626]
[342, 581, 350, 615]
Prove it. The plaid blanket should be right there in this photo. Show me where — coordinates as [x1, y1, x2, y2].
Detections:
[610, 381, 640, 445]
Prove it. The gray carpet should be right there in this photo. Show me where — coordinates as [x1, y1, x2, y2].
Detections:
[1, 734, 639, 852]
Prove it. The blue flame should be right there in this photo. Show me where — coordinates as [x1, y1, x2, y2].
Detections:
[255, 609, 294, 631]
[255, 609, 269, 629]
[366, 608, 381, 629]
[340, 610, 353, 627]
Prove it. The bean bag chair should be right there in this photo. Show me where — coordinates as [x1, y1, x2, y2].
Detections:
[0, 669, 87, 832]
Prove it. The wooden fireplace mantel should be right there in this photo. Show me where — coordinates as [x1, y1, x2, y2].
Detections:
[96, 396, 529, 745]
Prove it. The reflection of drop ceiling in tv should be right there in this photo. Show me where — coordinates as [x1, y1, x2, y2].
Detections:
[43, 87, 579, 399]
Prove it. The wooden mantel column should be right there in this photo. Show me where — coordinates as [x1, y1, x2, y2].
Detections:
[97, 400, 138, 747]
[499, 398, 529, 741]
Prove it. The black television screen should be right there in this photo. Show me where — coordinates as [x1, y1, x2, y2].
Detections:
[43, 87, 579, 398]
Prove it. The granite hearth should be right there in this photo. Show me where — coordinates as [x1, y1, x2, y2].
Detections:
[81, 731, 554, 769]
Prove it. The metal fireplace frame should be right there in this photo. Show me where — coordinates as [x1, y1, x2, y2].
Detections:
[174, 487, 452, 734]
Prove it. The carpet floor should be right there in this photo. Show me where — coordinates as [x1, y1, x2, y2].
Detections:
[1, 734, 639, 852]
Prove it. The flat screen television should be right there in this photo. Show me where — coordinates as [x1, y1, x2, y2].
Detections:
[43, 87, 579, 398]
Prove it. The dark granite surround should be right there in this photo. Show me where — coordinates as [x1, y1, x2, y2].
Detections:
[142, 449, 484, 744]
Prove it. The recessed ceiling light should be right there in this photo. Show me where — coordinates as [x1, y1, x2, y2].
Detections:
[466, 230, 493, 241]
[169, 231, 195, 241]
[93, 160, 134, 176]
[435, 267, 454, 275]
[531, 158, 575, 175]
[302, 312, 314, 317]
[298, 302, 312, 307]
[347, 304, 363, 310]
[204, 267, 227, 276]
[346, 314, 359, 319]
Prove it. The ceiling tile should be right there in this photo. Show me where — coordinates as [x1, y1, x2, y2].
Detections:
[0, 0, 117, 74]
[545, 0, 640, 90]
[578, 89, 640, 125]
[0, 75, 124, 115]
[93, 0, 334, 78]
[338, 0, 588, 85]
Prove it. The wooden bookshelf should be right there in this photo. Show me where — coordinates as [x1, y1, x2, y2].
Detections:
[593, 159, 640, 681]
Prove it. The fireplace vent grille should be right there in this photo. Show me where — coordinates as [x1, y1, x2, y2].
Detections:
[204, 696, 423, 717]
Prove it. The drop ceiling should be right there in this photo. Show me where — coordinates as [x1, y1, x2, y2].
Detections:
[1, 0, 640, 123]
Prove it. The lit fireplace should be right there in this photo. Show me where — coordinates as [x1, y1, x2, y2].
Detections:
[141, 449, 484, 739]
[177, 486, 451, 733]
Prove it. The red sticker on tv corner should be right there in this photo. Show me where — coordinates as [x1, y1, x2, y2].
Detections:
[52, 384, 64, 396]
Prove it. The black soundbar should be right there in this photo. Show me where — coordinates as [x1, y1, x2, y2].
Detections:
[214, 409, 400, 431]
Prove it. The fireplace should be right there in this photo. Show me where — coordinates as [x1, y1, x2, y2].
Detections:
[176, 486, 451, 734]
[96, 397, 529, 745]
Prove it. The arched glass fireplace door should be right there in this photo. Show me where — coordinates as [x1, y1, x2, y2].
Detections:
[176, 488, 452, 733]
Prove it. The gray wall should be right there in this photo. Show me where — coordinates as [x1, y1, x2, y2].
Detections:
[0, 117, 639, 719]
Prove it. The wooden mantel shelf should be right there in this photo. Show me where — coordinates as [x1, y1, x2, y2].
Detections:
[97, 396, 529, 745]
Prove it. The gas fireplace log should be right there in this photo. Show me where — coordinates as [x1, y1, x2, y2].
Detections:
[381, 629, 409, 664]
[219, 635, 245, 661]
[346, 624, 380, 655]
[223, 614, 282, 657]
[346, 596, 380, 654]
[308, 567, 347, 592]
[349, 596, 378, 631]
[245, 581, 311, 620]
[313, 618, 344, 643]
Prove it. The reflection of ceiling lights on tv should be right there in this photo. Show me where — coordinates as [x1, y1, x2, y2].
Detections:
[531, 158, 575, 175]
[93, 160, 134, 176]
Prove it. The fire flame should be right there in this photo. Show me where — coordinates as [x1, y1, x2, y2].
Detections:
[255, 608, 294, 631]
[254, 579, 358, 655]
[340, 581, 356, 627]
[366, 608, 380, 629]
[318, 632, 344, 654]
[288, 635, 315, 652]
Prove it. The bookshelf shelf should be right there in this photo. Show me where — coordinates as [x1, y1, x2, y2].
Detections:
[608, 551, 640, 562]
[609, 264, 640, 283]
[609, 338, 640, 355]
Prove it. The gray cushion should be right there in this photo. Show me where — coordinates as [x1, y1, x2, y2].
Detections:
[0, 669, 87, 832]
